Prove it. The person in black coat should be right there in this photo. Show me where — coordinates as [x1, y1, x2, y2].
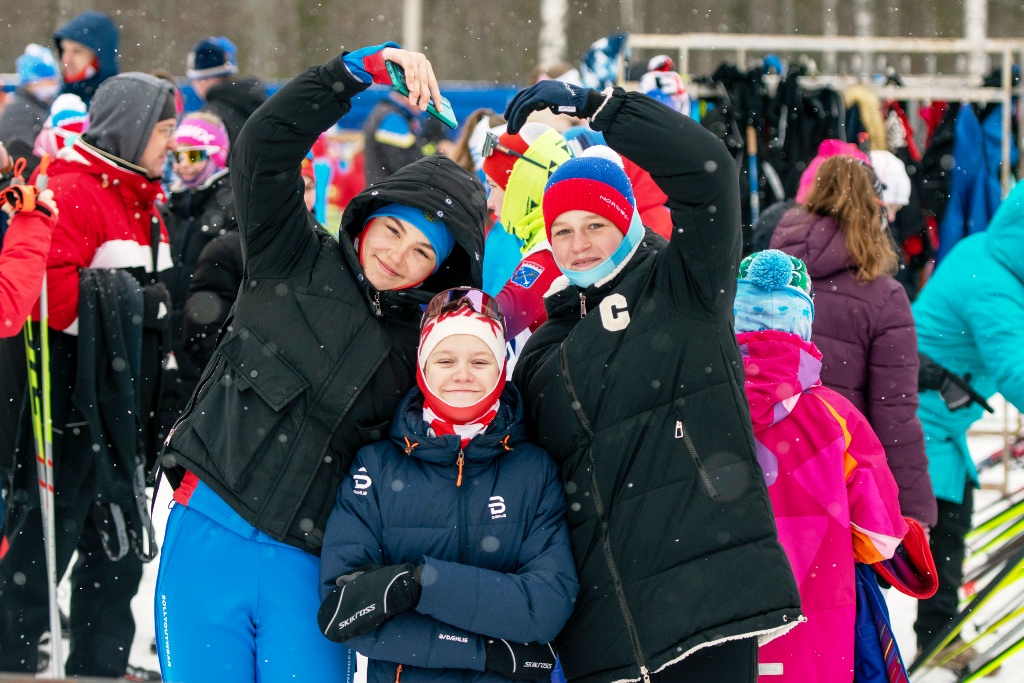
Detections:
[318, 288, 577, 682]
[0, 44, 61, 178]
[154, 43, 486, 682]
[179, 230, 242, 380]
[158, 112, 236, 429]
[186, 37, 268, 148]
[505, 83, 803, 683]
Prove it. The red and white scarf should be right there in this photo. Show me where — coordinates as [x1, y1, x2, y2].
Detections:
[417, 307, 507, 447]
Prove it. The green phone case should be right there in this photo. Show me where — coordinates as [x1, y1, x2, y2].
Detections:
[384, 61, 458, 129]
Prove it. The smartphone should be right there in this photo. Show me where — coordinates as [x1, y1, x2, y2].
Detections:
[385, 61, 458, 130]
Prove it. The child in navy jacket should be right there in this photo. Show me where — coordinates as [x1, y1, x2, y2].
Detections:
[319, 288, 578, 682]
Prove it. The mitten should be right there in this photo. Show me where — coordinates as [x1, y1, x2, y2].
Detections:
[318, 564, 421, 642]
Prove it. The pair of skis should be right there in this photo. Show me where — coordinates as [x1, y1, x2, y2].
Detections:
[11, 155, 65, 678]
[910, 537, 1024, 680]
[913, 501, 1024, 679]
[975, 435, 1024, 474]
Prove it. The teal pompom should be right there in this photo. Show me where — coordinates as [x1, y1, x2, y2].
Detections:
[744, 250, 794, 291]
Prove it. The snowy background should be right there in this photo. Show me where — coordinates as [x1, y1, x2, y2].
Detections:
[39, 399, 1024, 681]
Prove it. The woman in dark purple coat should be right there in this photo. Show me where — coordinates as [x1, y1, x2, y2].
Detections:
[772, 156, 938, 529]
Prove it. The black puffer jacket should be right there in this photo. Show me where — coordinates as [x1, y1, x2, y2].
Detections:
[161, 52, 486, 555]
[513, 90, 802, 683]
[160, 170, 238, 416]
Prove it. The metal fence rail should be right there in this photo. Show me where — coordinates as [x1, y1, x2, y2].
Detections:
[627, 33, 1024, 194]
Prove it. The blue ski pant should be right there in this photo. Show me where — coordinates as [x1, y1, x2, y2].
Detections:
[154, 499, 354, 682]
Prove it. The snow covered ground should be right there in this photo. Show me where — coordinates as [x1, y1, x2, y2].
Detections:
[42, 400, 1024, 681]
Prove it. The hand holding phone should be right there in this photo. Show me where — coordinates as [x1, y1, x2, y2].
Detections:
[385, 61, 458, 129]
[379, 47, 442, 112]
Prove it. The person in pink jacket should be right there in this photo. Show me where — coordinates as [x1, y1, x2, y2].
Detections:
[733, 249, 908, 682]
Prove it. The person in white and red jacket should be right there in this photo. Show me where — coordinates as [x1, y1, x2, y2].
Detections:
[0, 72, 175, 679]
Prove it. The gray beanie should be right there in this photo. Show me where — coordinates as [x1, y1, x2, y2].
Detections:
[83, 72, 176, 166]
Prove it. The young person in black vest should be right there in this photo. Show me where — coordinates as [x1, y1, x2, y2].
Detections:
[506, 82, 803, 683]
[154, 44, 486, 682]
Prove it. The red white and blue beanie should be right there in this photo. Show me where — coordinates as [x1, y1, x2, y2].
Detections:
[543, 147, 645, 288]
[543, 147, 636, 237]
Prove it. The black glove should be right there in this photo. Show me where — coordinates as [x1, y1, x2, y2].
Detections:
[484, 638, 557, 681]
[918, 352, 994, 413]
[504, 81, 607, 134]
[318, 564, 421, 642]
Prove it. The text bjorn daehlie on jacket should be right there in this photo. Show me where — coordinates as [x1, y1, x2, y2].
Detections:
[771, 210, 938, 528]
[513, 89, 803, 683]
[160, 51, 486, 555]
[320, 386, 579, 683]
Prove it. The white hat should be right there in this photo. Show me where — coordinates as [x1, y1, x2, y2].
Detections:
[870, 150, 912, 207]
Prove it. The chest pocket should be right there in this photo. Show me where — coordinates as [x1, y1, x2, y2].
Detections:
[192, 327, 309, 487]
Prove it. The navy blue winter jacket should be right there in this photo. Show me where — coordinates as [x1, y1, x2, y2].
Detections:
[320, 386, 578, 683]
[53, 11, 120, 105]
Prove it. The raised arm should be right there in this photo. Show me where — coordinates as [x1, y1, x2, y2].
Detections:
[505, 84, 740, 316]
[232, 54, 370, 278]
[593, 91, 740, 314]
[234, 44, 443, 279]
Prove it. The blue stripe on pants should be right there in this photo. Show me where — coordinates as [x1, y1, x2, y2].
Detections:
[154, 500, 355, 682]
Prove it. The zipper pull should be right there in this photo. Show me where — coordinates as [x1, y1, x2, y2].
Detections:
[372, 291, 382, 317]
[456, 449, 464, 487]
[579, 291, 587, 318]
[640, 666, 651, 683]
[163, 427, 175, 447]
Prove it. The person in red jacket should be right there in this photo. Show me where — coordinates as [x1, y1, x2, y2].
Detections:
[0, 72, 175, 680]
[0, 181, 59, 337]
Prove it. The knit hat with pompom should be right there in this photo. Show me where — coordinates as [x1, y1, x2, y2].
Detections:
[734, 249, 815, 341]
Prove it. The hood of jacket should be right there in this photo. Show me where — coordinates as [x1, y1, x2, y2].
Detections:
[49, 136, 165, 208]
[54, 11, 120, 104]
[771, 209, 853, 279]
[81, 72, 175, 169]
[341, 153, 486, 294]
[737, 329, 823, 432]
[205, 76, 267, 119]
[984, 179, 1024, 285]
[388, 384, 528, 468]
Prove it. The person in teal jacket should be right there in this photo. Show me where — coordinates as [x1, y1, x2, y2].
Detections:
[912, 180, 1024, 662]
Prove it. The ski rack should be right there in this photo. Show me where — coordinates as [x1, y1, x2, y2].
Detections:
[627, 33, 1024, 196]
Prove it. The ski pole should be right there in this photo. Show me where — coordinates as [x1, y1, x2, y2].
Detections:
[15, 154, 64, 678]
[37, 155, 63, 679]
